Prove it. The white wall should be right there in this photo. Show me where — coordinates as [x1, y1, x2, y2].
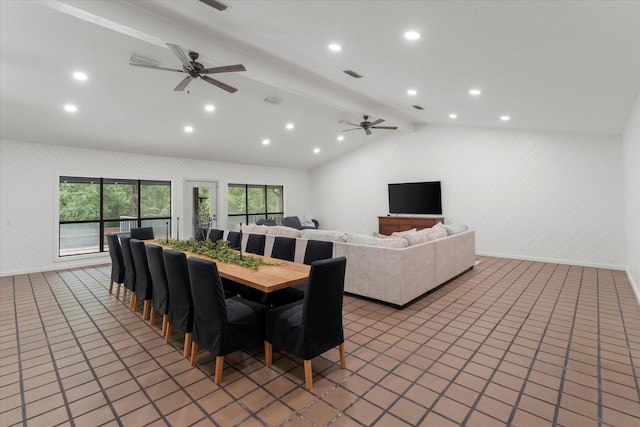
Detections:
[310, 125, 625, 269]
[0, 140, 311, 276]
[623, 96, 640, 299]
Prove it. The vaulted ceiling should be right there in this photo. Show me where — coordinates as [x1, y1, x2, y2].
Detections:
[1, 1, 638, 169]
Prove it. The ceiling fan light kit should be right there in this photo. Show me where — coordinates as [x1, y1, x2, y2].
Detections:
[129, 43, 246, 93]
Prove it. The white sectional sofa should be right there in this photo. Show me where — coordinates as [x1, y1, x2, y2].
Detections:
[237, 224, 476, 308]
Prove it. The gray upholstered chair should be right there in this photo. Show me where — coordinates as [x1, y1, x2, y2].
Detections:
[187, 257, 267, 384]
[106, 233, 125, 299]
[131, 227, 155, 240]
[265, 257, 347, 390]
[130, 238, 153, 319]
[163, 249, 194, 358]
[145, 244, 170, 335]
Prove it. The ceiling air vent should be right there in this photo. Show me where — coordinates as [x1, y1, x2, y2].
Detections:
[263, 97, 283, 105]
[343, 70, 363, 78]
[412, 105, 424, 110]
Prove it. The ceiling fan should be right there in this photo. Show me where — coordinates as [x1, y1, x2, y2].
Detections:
[341, 115, 398, 136]
[129, 43, 246, 93]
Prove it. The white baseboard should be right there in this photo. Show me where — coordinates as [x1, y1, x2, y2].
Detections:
[475, 251, 625, 271]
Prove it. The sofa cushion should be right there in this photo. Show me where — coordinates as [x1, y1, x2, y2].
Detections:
[403, 227, 445, 246]
[345, 233, 408, 248]
[301, 229, 346, 242]
[267, 225, 302, 238]
[444, 223, 469, 235]
[240, 224, 269, 234]
[391, 228, 417, 238]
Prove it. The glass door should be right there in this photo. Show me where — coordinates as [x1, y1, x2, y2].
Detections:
[184, 180, 218, 240]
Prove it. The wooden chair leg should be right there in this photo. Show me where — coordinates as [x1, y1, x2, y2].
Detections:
[161, 315, 168, 337]
[264, 341, 272, 367]
[164, 323, 171, 344]
[303, 360, 313, 391]
[115, 283, 121, 300]
[339, 342, 347, 369]
[142, 300, 150, 320]
[214, 356, 224, 384]
[130, 293, 136, 310]
[108, 279, 114, 295]
[149, 307, 155, 326]
[190, 342, 198, 367]
[122, 288, 127, 304]
[183, 332, 192, 358]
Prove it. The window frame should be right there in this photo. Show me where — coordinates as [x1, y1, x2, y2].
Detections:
[227, 183, 284, 227]
[57, 176, 172, 258]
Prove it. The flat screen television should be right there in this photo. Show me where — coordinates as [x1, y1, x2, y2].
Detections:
[388, 181, 442, 215]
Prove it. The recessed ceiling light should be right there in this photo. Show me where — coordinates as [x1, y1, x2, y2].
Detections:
[73, 71, 87, 81]
[407, 89, 417, 96]
[500, 115, 511, 121]
[449, 113, 458, 119]
[337, 135, 345, 142]
[286, 123, 294, 130]
[184, 126, 194, 133]
[469, 89, 482, 96]
[204, 104, 215, 112]
[64, 104, 77, 113]
[328, 43, 342, 52]
[404, 31, 421, 41]
[313, 148, 320, 154]
[262, 139, 270, 145]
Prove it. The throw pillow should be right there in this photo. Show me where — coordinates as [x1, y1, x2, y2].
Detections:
[444, 223, 469, 235]
[391, 228, 417, 238]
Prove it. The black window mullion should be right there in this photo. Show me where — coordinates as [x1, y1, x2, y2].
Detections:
[99, 178, 105, 252]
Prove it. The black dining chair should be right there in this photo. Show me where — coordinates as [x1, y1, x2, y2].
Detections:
[227, 231, 241, 250]
[187, 257, 267, 384]
[145, 244, 170, 335]
[163, 249, 194, 358]
[120, 236, 137, 309]
[270, 236, 296, 262]
[106, 233, 125, 299]
[131, 226, 155, 240]
[245, 233, 266, 256]
[235, 233, 268, 301]
[270, 240, 334, 306]
[208, 228, 224, 243]
[265, 257, 347, 390]
[130, 239, 153, 319]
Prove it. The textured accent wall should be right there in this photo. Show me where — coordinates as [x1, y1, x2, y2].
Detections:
[0, 140, 311, 276]
[623, 95, 640, 299]
[310, 125, 625, 269]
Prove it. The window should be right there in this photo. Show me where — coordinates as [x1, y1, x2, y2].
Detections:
[59, 177, 171, 256]
[227, 184, 283, 229]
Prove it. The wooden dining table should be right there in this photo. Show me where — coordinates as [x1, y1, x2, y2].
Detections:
[152, 242, 310, 293]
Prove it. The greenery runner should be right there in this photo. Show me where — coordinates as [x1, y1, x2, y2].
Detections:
[155, 239, 279, 271]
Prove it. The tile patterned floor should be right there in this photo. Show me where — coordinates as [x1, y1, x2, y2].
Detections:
[1, 256, 639, 426]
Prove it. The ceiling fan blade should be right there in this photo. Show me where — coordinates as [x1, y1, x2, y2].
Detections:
[167, 43, 192, 69]
[174, 76, 193, 91]
[341, 128, 362, 132]
[369, 118, 385, 126]
[340, 120, 361, 127]
[129, 62, 184, 73]
[372, 126, 398, 130]
[201, 75, 238, 93]
[365, 128, 373, 136]
[202, 64, 246, 74]
[199, 0, 228, 11]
